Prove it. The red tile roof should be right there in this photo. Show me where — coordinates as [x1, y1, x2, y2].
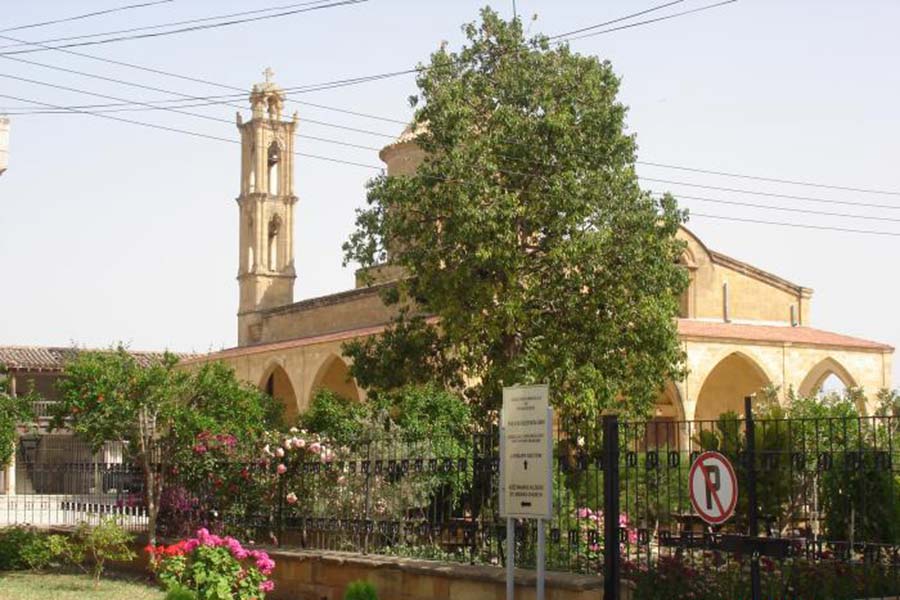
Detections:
[677, 320, 893, 351]
[0, 346, 194, 372]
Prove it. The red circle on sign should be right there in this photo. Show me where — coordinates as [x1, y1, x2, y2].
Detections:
[688, 451, 738, 525]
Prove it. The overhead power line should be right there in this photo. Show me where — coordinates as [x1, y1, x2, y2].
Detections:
[548, 0, 686, 39]
[559, 0, 738, 42]
[689, 212, 900, 238]
[0, 1, 328, 46]
[642, 177, 900, 211]
[0, 92, 383, 170]
[0, 72, 384, 152]
[0, 0, 175, 34]
[6, 91, 900, 240]
[2, 1, 895, 202]
[0, 0, 367, 56]
[638, 161, 900, 197]
[656, 192, 900, 223]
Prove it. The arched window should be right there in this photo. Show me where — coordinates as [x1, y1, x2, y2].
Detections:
[267, 141, 280, 195]
[267, 215, 282, 270]
[798, 358, 858, 399]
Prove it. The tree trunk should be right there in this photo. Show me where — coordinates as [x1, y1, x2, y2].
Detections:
[145, 461, 157, 547]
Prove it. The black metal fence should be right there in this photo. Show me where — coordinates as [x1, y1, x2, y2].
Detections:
[0, 435, 146, 531]
[6, 402, 900, 599]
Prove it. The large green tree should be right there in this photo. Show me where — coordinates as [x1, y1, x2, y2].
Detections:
[52, 348, 279, 545]
[344, 9, 687, 418]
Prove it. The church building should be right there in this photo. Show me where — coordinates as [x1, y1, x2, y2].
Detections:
[185, 76, 894, 424]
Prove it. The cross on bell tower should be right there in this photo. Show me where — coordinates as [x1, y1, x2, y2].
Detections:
[235, 70, 300, 345]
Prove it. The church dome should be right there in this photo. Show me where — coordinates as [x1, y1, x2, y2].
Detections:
[378, 120, 428, 176]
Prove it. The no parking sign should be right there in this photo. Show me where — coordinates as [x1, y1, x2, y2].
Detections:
[689, 451, 738, 525]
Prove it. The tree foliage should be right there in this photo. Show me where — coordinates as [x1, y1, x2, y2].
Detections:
[52, 348, 280, 545]
[0, 369, 35, 467]
[344, 9, 687, 418]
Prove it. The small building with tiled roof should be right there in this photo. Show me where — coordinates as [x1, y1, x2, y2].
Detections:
[185, 78, 893, 431]
[0, 345, 189, 496]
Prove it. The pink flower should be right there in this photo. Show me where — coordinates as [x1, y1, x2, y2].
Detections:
[320, 450, 335, 463]
[286, 492, 298, 504]
[293, 438, 306, 449]
[283, 438, 292, 450]
[259, 580, 275, 593]
[275, 447, 285, 458]
[308, 442, 321, 454]
[576, 507, 592, 519]
[276, 463, 287, 475]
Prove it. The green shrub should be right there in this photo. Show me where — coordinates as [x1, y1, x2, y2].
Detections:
[0, 527, 60, 570]
[344, 580, 378, 600]
[59, 518, 136, 585]
[300, 389, 367, 445]
[164, 584, 198, 600]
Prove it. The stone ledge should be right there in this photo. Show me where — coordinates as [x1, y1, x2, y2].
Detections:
[266, 548, 605, 591]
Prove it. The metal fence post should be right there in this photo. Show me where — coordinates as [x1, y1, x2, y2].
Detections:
[744, 395, 761, 600]
[603, 413, 620, 600]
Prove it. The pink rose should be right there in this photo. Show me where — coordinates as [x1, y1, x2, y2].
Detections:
[276, 464, 287, 475]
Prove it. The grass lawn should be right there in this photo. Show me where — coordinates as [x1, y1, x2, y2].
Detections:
[0, 571, 165, 599]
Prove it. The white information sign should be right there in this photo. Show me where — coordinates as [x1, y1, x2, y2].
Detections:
[500, 384, 552, 519]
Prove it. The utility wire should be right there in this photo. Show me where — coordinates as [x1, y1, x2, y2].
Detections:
[0, 92, 382, 170]
[0, 0, 330, 46]
[0, 0, 175, 34]
[688, 212, 900, 238]
[639, 161, 900, 197]
[2, 1, 894, 198]
[0, 0, 367, 56]
[548, 0, 685, 39]
[0, 72, 384, 152]
[6, 90, 900, 239]
[560, 0, 738, 42]
[657, 192, 900, 223]
[642, 177, 900, 211]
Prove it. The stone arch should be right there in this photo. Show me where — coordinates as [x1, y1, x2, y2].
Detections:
[695, 352, 772, 420]
[259, 363, 299, 424]
[798, 357, 859, 398]
[647, 382, 687, 448]
[310, 354, 361, 403]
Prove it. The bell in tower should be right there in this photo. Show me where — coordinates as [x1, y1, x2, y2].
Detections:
[236, 68, 299, 345]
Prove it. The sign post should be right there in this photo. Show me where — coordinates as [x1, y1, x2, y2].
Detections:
[500, 384, 552, 600]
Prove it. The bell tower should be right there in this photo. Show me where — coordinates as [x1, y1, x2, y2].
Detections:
[236, 68, 298, 345]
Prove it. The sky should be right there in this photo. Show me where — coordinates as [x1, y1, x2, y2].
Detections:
[1, 0, 899, 384]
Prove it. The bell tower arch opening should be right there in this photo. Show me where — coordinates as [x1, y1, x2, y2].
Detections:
[236, 68, 299, 345]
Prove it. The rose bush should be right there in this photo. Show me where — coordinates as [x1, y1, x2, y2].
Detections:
[148, 528, 275, 599]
